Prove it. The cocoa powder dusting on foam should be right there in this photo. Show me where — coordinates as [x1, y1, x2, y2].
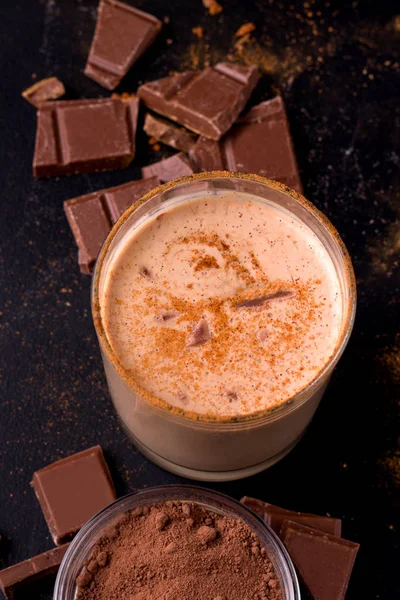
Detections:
[104, 195, 341, 417]
[76, 502, 282, 600]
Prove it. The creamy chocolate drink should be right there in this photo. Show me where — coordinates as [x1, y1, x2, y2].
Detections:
[93, 174, 355, 480]
[102, 193, 341, 418]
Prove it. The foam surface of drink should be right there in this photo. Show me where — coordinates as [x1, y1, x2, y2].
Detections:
[102, 192, 342, 418]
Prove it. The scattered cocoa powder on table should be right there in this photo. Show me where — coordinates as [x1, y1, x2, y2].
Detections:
[76, 501, 282, 600]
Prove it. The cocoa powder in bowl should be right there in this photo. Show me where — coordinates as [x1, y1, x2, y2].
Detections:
[75, 501, 282, 599]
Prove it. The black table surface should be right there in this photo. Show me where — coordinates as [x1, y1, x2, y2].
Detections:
[0, 0, 399, 598]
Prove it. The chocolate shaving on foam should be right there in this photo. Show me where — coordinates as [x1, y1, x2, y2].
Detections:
[186, 318, 211, 347]
[155, 311, 178, 322]
[256, 328, 269, 342]
[236, 290, 296, 309]
[225, 390, 239, 402]
[139, 266, 154, 281]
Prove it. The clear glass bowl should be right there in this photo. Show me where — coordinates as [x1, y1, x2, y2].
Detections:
[92, 172, 356, 481]
[54, 485, 300, 600]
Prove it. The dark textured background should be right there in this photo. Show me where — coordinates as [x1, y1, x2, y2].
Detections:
[0, 0, 399, 598]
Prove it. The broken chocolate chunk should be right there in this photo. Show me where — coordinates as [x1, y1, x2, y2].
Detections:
[189, 136, 224, 171]
[186, 319, 211, 347]
[142, 153, 194, 183]
[85, 0, 162, 90]
[22, 76, 65, 107]
[190, 97, 303, 193]
[0, 544, 70, 599]
[144, 113, 197, 152]
[224, 96, 303, 193]
[138, 62, 259, 140]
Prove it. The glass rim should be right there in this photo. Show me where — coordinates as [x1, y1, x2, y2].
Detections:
[54, 484, 300, 600]
[92, 171, 357, 426]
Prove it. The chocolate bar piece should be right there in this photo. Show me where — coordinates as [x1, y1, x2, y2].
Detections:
[241, 497, 342, 537]
[64, 176, 159, 274]
[31, 446, 116, 545]
[33, 96, 139, 177]
[190, 97, 302, 192]
[281, 521, 359, 600]
[85, 0, 162, 90]
[144, 113, 197, 152]
[224, 96, 302, 192]
[189, 136, 224, 171]
[0, 543, 70, 599]
[22, 76, 65, 107]
[142, 153, 194, 183]
[138, 62, 259, 140]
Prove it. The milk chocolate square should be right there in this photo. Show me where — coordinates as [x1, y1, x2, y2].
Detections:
[33, 96, 139, 177]
[281, 520, 359, 600]
[31, 446, 116, 545]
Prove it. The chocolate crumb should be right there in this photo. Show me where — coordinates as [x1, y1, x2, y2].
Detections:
[86, 560, 99, 574]
[192, 26, 204, 39]
[76, 567, 93, 588]
[202, 0, 223, 16]
[155, 511, 169, 530]
[197, 525, 217, 544]
[164, 541, 178, 553]
[235, 23, 256, 37]
[96, 552, 108, 567]
[22, 76, 65, 107]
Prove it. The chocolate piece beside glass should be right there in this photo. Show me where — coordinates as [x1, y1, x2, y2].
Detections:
[85, 0, 162, 90]
[0, 544, 70, 600]
[141, 152, 194, 182]
[31, 446, 116, 545]
[241, 496, 342, 537]
[190, 96, 303, 193]
[33, 96, 139, 177]
[64, 176, 159, 274]
[281, 520, 359, 600]
[138, 62, 259, 140]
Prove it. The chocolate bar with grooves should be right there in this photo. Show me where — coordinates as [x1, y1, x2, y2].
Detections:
[33, 96, 139, 178]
